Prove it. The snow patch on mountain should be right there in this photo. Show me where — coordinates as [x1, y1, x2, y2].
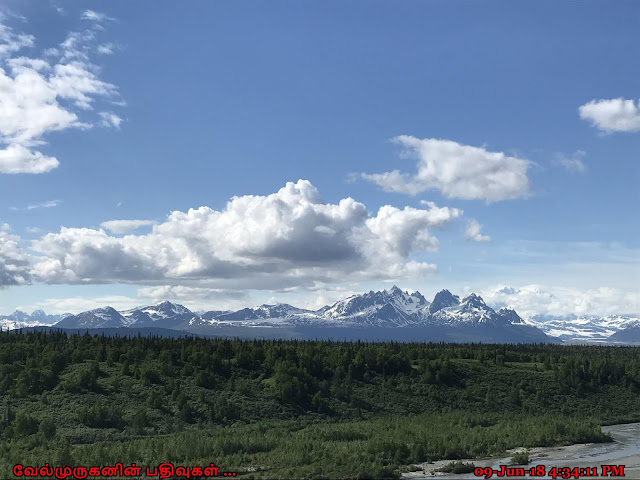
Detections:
[527, 314, 640, 341]
[0, 310, 72, 331]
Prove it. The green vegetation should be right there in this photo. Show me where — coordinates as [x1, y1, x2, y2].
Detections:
[438, 460, 477, 474]
[509, 450, 530, 465]
[1, 331, 639, 478]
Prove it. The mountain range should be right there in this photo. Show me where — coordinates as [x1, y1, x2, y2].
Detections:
[527, 313, 640, 342]
[3, 286, 638, 343]
[0, 310, 71, 331]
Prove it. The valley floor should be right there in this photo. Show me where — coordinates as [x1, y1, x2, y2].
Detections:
[2, 332, 640, 478]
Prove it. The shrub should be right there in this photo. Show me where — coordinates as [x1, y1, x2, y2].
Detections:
[510, 451, 530, 465]
[438, 460, 476, 474]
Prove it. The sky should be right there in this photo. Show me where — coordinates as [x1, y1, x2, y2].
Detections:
[0, 1, 638, 319]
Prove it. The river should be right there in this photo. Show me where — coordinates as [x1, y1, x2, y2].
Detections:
[403, 422, 640, 479]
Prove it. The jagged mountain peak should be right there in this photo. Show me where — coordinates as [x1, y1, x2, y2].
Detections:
[322, 286, 429, 326]
[459, 293, 491, 313]
[498, 307, 524, 324]
[428, 289, 460, 314]
[386, 285, 403, 295]
[38, 286, 545, 339]
[152, 300, 190, 312]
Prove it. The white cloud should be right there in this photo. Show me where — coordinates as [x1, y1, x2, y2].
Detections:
[0, 145, 59, 174]
[0, 225, 31, 286]
[480, 284, 640, 318]
[98, 111, 122, 128]
[0, 12, 121, 174]
[465, 219, 491, 242]
[100, 219, 156, 234]
[579, 98, 640, 133]
[80, 10, 115, 24]
[30, 180, 462, 288]
[553, 150, 586, 173]
[362, 136, 531, 202]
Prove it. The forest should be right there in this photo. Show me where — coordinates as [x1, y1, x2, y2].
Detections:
[1, 331, 640, 479]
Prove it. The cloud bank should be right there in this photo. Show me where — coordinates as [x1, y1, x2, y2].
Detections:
[481, 284, 639, 318]
[30, 180, 462, 289]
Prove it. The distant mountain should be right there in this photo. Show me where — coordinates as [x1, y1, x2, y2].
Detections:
[608, 324, 640, 343]
[428, 292, 521, 326]
[0, 309, 72, 331]
[121, 301, 201, 329]
[427, 289, 459, 316]
[215, 303, 315, 324]
[186, 286, 551, 343]
[527, 314, 640, 342]
[200, 310, 231, 320]
[42, 286, 553, 343]
[322, 286, 429, 327]
[56, 307, 130, 329]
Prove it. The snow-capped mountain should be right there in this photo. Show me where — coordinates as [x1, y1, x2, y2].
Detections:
[192, 287, 548, 342]
[527, 314, 640, 341]
[427, 289, 459, 316]
[49, 287, 536, 331]
[0, 310, 72, 331]
[216, 303, 312, 321]
[9, 287, 630, 344]
[428, 292, 521, 326]
[200, 287, 528, 331]
[121, 301, 201, 329]
[56, 307, 130, 329]
[322, 286, 430, 327]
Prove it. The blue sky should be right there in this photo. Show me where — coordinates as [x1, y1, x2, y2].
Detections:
[0, 1, 638, 318]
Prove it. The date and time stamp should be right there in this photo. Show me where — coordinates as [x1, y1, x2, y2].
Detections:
[474, 464, 626, 478]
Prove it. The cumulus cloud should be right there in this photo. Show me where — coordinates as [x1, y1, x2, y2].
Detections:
[465, 219, 491, 242]
[480, 284, 640, 318]
[100, 219, 156, 234]
[30, 180, 462, 288]
[0, 224, 31, 286]
[579, 98, 640, 133]
[362, 136, 531, 202]
[553, 150, 586, 173]
[0, 145, 59, 174]
[0, 12, 121, 174]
